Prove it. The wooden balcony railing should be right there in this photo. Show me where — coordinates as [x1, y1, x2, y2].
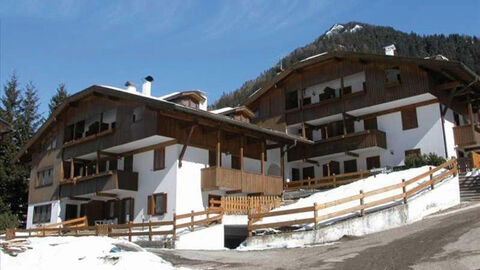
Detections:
[201, 166, 283, 196]
[59, 170, 138, 197]
[453, 124, 480, 148]
[288, 129, 387, 161]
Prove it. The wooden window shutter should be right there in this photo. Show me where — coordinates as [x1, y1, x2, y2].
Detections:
[401, 108, 418, 130]
[405, 148, 421, 158]
[161, 193, 167, 214]
[154, 148, 165, 171]
[147, 195, 154, 215]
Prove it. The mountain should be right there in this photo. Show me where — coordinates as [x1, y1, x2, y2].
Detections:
[210, 22, 480, 109]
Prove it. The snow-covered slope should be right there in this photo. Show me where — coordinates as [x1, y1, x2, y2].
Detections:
[325, 23, 364, 36]
[0, 236, 182, 270]
[257, 166, 452, 228]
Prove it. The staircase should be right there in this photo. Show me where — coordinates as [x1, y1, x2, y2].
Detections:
[459, 172, 480, 201]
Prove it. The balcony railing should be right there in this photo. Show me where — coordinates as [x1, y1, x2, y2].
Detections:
[59, 170, 138, 197]
[288, 129, 387, 161]
[201, 166, 283, 196]
[453, 124, 480, 148]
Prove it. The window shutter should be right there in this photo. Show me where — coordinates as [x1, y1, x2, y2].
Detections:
[161, 193, 167, 214]
[154, 148, 165, 171]
[147, 196, 153, 215]
[401, 108, 418, 130]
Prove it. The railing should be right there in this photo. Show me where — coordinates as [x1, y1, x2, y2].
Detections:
[288, 129, 387, 161]
[201, 166, 283, 195]
[453, 124, 480, 148]
[6, 208, 224, 243]
[59, 170, 139, 197]
[284, 170, 370, 191]
[209, 196, 282, 215]
[248, 159, 458, 236]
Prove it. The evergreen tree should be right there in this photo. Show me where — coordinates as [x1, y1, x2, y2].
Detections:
[18, 82, 42, 146]
[48, 83, 68, 115]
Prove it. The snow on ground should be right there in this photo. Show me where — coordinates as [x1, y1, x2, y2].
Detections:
[257, 166, 450, 229]
[464, 168, 480, 177]
[0, 236, 185, 270]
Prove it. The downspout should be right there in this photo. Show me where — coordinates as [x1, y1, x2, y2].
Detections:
[439, 103, 449, 159]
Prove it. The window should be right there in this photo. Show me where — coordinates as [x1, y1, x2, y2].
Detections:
[405, 148, 421, 158]
[366, 156, 381, 170]
[291, 168, 300, 181]
[364, 117, 378, 130]
[133, 107, 144, 123]
[153, 148, 165, 171]
[74, 121, 85, 140]
[33, 204, 51, 224]
[323, 161, 340, 176]
[302, 167, 315, 180]
[148, 193, 167, 215]
[286, 91, 299, 110]
[64, 124, 74, 142]
[401, 108, 418, 130]
[37, 167, 54, 187]
[344, 159, 358, 173]
[231, 155, 241, 170]
[303, 97, 311, 106]
[385, 67, 401, 86]
[44, 137, 57, 151]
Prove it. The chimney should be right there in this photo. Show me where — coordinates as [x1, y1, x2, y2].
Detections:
[384, 44, 396, 56]
[125, 81, 136, 92]
[142, 76, 154, 96]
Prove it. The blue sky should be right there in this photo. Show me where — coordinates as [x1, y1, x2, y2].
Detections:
[0, 0, 479, 117]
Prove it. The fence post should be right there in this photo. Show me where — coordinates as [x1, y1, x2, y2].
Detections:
[402, 179, 407, 204]
[359, 190, 364, 216]
[148, 220, 152, 241]
[128, 221, 132, 242]
[206, 208, 210, 226]
[247, 208, 253, 237]
[190, 210, 195, 232]
[42, 226, 46, 237]
[429, 166, 434, 190]
[313, 203, 318, 229]
[333, 174, 337, 188]
[172, 212, 177, 245]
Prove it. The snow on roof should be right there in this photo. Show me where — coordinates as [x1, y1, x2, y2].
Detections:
[300, 52, 329, 62]
[210, 107, 234, 114]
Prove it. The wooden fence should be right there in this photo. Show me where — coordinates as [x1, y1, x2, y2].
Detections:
[6, 208, 223, 242]
[284, 170, 370, 191]
[210, 196, 282, 215]
[248, 159, 457, 236]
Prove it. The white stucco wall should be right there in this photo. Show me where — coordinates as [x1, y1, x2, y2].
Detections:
[286, 102, 451, 180]
[443, 108, 458, 159]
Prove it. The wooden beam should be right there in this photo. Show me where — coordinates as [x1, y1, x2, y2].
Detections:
[266, 143, 282, 150]
[69, 197, 90, 201]
[343, 112, 359, 121]
[178, 125, 198, 167]
[225, 189, 242, 194]
[240, 136, 244, 171]
[434, 81, 462, 91]
[98, 150, 121, 159]
[96, 151, 100, 174]
[261, 141, 265, 175]
[216, 130, 222, 168]
[304, 159, 319, 166]
[70, 159, 74, 179]
[280, 145, 285, 185]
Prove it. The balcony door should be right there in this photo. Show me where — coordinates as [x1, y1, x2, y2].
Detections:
[323, 161, 340, 176]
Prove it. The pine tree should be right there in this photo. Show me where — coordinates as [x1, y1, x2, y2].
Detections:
[18, 82, 42, 146]
[48, 83, 68, 115]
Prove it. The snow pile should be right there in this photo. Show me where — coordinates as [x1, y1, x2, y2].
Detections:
[464, 169, 480, 177]
[349, 24, 363, 33]
[257, 166, 450, 229]
[0, 236, 183, 270]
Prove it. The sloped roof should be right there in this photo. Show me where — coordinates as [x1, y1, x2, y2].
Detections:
[15, 85, 311, 162]
[243, 51, 480, 106]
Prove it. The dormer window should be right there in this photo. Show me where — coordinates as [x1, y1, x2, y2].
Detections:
[385, 67, 401, 86]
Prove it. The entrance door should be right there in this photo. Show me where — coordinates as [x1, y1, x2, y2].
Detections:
[65, 204, 78, 221]
[323, 161, 340, 176]
[302, 167, 315, 179]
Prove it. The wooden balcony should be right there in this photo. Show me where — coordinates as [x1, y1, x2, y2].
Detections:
[288, 129, 387, 161]
[201, 166, 283, 196]
[453, 124, 480, 149]
[59, 170, 138, 198]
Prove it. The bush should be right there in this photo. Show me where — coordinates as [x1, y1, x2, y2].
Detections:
[0, 199, 19, 230]
[405, 152, 446, 169]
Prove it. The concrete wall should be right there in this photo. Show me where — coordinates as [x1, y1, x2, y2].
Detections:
[244, 175, 460, 249]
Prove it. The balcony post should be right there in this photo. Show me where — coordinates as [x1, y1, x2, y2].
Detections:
[468, 101, 475, 125]
[261, 141, 265, 175]
[240, 136, 244, 172]
[216, 130, 221, 168]
[280, 145, 285, 185]
[70, 159, 74, 179]
[96, 150, 100, 174]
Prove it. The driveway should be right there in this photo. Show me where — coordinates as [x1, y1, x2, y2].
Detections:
[150, 202, 480, 270]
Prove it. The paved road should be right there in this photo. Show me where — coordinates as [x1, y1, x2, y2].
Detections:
[150, 203, 480, 270]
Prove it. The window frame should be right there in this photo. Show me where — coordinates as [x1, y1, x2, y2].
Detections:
[344, 159, 358, 173]
[148, 193, 167, 216]
[153, 147, 166, 171]
[33, 204, 52, 224]
[405, 148, 421, 158]
[366, 156, 381, 170]
[36, 166, 54, 188]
